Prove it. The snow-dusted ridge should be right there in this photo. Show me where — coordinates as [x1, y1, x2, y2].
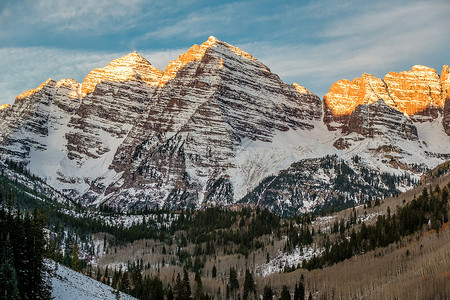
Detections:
[0, 37, 448, 213]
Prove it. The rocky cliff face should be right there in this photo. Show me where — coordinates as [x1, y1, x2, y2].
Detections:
[0, 53, 163, 200]
[0, 78, 57, 161]
[345, 100, 418, 140]
[0, 37, 448, 214]
[81, 52, 163, 96]
[442, 65, 450, 135]
[324, 66, 448, 129]
[324, 65, 450, 179]
[0, 104, 11, 111]
[241, 155, 416, 216]
[99, 37, 323, 208]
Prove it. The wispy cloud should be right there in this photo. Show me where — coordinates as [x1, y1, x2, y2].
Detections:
[0, 0, 449, 103]
[239, 0, 450, 96]
[1, 0, 146, 35]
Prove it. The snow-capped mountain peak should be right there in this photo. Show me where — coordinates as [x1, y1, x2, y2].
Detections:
[158, 36, 256, 87]
[0, 37, 448, 213]
[81, 51, 163, 96]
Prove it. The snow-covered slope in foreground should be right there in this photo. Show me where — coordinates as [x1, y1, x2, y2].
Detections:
[51, 262, 136, 300]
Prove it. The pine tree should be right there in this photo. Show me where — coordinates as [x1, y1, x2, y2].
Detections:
[10, 210, 26, 298]
[112, 269, 119, 288]
[0, 235, 20, 300]
[120, 271, 131, 294]
[193, 271, 205, 300]
[175, 273, 188, 300]
[308, 292, 312, 300]
[229, 266, 239, 298]
[132, 266, 143, 298]
[72, 241, 79, 271]
[24, 208, 52, 299]
[183, 268, 191, 300]
[0, 190, 51, 299]
[167, 286, 175, 300]
[145, 276, 164, 300]
[280, 285, 291, 300]
[243, 269, 256, 300]
[212, 265, 217, 278]
[262, 285, 273, 300]
[64, 231, 74, 267]
[293, 282, 305, 300]
[104, 266, 110, 285]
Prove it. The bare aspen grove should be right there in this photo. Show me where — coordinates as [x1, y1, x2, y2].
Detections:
[85, 165, 450, 299]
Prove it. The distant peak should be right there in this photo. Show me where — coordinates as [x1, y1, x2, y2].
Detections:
[325, 65, 447, 118]
[81, 52, 163, 96]
[15, 78, 56, 101]
[207, 36, 218, 42]
[108, 52, 154, 69]
[292, 83, 312, 94]
[56, 78, 80, 88]
[204, 36, 255, 60]
[0, 104, 11, 111]
[411, 65, 436, 72]
[117, 51, 145, 61]
[159, 36, 255, 86]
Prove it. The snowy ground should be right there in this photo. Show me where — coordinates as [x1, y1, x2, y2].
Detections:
[256, 209, 385, 277]
[310, 211, 384, 234]
[256, 244, 324, 277]
[49, 261, 136, 300]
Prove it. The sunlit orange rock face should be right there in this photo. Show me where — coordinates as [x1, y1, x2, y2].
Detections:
[443, 65, 450, 134]
[443, 65, 450, 100]
[324, 65, 448, 127]
[292, 82, 312, 94]
[384, 65, 443, 115]
[81, 52, 163, 97]
[158, 36, 255, 87]
[0, 104, 10, 111]
[324, 74, 394, 117]
[15, 78, 54, 102]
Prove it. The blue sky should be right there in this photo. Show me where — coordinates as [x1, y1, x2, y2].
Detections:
[1, 0, 450, 105]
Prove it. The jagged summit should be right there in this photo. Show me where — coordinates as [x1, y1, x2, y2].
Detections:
[81, 51, 163, 96]
[324, 65, 449, 124]
[159, 36, 256, 86]
[292, 83, 312, 95]
[15, 78, 55, 102]
[0, 104, 10, 111]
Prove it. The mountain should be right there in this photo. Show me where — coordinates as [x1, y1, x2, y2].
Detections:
[101, 36, 322, 209]
[0, 37, 448, 213]
[324, 65, 449, 128]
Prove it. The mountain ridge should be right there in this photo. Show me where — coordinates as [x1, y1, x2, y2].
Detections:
[0, 36, 449, 213]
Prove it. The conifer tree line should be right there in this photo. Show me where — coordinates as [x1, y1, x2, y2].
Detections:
[303, 184, 449, 270]
[0, 193, 52, 299]
[102, 262, 313, 300]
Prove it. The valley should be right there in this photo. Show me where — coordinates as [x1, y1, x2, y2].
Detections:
[0, 158, 448, 299]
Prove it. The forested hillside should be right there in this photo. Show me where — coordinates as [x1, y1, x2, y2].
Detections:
[0, 161, 449, 299]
